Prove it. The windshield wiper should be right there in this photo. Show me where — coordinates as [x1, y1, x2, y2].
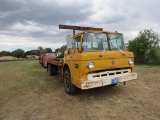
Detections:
[118, 48, 125, 56]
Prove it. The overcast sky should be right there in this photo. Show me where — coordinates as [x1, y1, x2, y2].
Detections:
[0, 0, 160, 52]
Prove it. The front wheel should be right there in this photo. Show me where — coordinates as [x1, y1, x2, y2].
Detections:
[64, 69, 77, 95]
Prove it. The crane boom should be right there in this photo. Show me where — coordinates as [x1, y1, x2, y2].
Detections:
[59, 24, 103, 35]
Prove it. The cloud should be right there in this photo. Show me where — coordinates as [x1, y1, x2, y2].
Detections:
[0, 34, 65, 51]
[0, 0, 93, 26]
[0, 0, 160, 51]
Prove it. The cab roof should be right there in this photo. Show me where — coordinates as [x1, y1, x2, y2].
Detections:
[73, 30, 122, 38]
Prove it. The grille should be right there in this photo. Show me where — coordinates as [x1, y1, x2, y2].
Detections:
[87, 69, 131, 80]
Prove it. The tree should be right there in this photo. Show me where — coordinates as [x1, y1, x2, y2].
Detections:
[40, 48, 50, 53]
[45, 48, 52, 52]
[55, 48, 60, 53]
[0, 51, 11, 57]
[55, 45, 67, 56]
[24, 50, 33, 57]
[128, 29, 160, 63]
[32, 50, 40, 55]
[37, 46, 43, 55]
[61, 45, 67, 53]
[37, 46, 43, 52]
[37, 46, 52, 54]
[12, 49, 25, 58]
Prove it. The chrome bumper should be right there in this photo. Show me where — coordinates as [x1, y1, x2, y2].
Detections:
[80, 69, 137, 89]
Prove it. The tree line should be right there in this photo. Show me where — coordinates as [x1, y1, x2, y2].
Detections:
[0, 47, 53, 58]
[0, 45, 67, 58]
[128, 29, 160, 63]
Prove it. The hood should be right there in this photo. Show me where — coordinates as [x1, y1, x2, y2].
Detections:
[73, 51, 134, 74]
[81, 50, 134, 60]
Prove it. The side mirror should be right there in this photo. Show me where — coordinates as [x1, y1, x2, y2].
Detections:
[66, 35, 73, 48]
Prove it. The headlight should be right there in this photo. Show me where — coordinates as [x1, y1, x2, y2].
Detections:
[128, 58, 133, 65]
[87, 61, 94, 69]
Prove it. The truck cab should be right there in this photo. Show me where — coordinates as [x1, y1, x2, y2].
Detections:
[40, 52, 57, 68]
[63, 30, 137, 95]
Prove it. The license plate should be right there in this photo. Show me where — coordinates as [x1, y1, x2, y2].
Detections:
[111, 78, 119, 84]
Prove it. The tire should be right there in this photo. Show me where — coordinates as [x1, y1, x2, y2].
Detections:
[48, 64, 57, 76]
[52, 65, 57, 76]
[64, 69, 77, 95]
[48, 64, 53, 76]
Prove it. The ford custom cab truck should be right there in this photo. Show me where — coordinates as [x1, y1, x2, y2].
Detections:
[47, 25, 137, 95]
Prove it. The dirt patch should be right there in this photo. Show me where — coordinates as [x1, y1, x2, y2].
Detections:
[0, 56, 18, 60]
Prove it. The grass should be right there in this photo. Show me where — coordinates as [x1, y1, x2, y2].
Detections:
[0, 60, 63, 105]
[0, 60, 160, 120]
[0, 60, 160, 105]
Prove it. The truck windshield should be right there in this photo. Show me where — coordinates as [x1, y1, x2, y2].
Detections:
[108, 34, 126, 50]
[82, 32, 108, 51]
[82, 32, 126, 51]
[45, 53, 56, 57]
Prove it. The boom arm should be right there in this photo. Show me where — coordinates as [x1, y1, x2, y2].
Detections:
[59, 24, 103, 35]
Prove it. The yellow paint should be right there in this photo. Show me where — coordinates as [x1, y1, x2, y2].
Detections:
[63, 30, 135, 89]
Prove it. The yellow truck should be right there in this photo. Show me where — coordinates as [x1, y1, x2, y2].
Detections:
[47, 25, 137, 95]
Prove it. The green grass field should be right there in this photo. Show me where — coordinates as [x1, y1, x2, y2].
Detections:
[0, 60, 160, 120]
[0, 60, 63, 105]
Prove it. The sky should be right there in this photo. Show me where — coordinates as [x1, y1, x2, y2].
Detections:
[0, 0, 160, 52]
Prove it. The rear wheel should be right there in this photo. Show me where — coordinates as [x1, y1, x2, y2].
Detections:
[48, 64, 57, 76]
[52, 65, 57, 75]
[64, 69, 77, 95]
[48, 64, 53, 76]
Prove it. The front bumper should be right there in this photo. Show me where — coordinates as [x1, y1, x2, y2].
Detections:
[80, 69, 137, 89]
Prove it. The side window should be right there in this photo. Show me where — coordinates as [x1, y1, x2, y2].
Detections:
[73, 36, 81, 50]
